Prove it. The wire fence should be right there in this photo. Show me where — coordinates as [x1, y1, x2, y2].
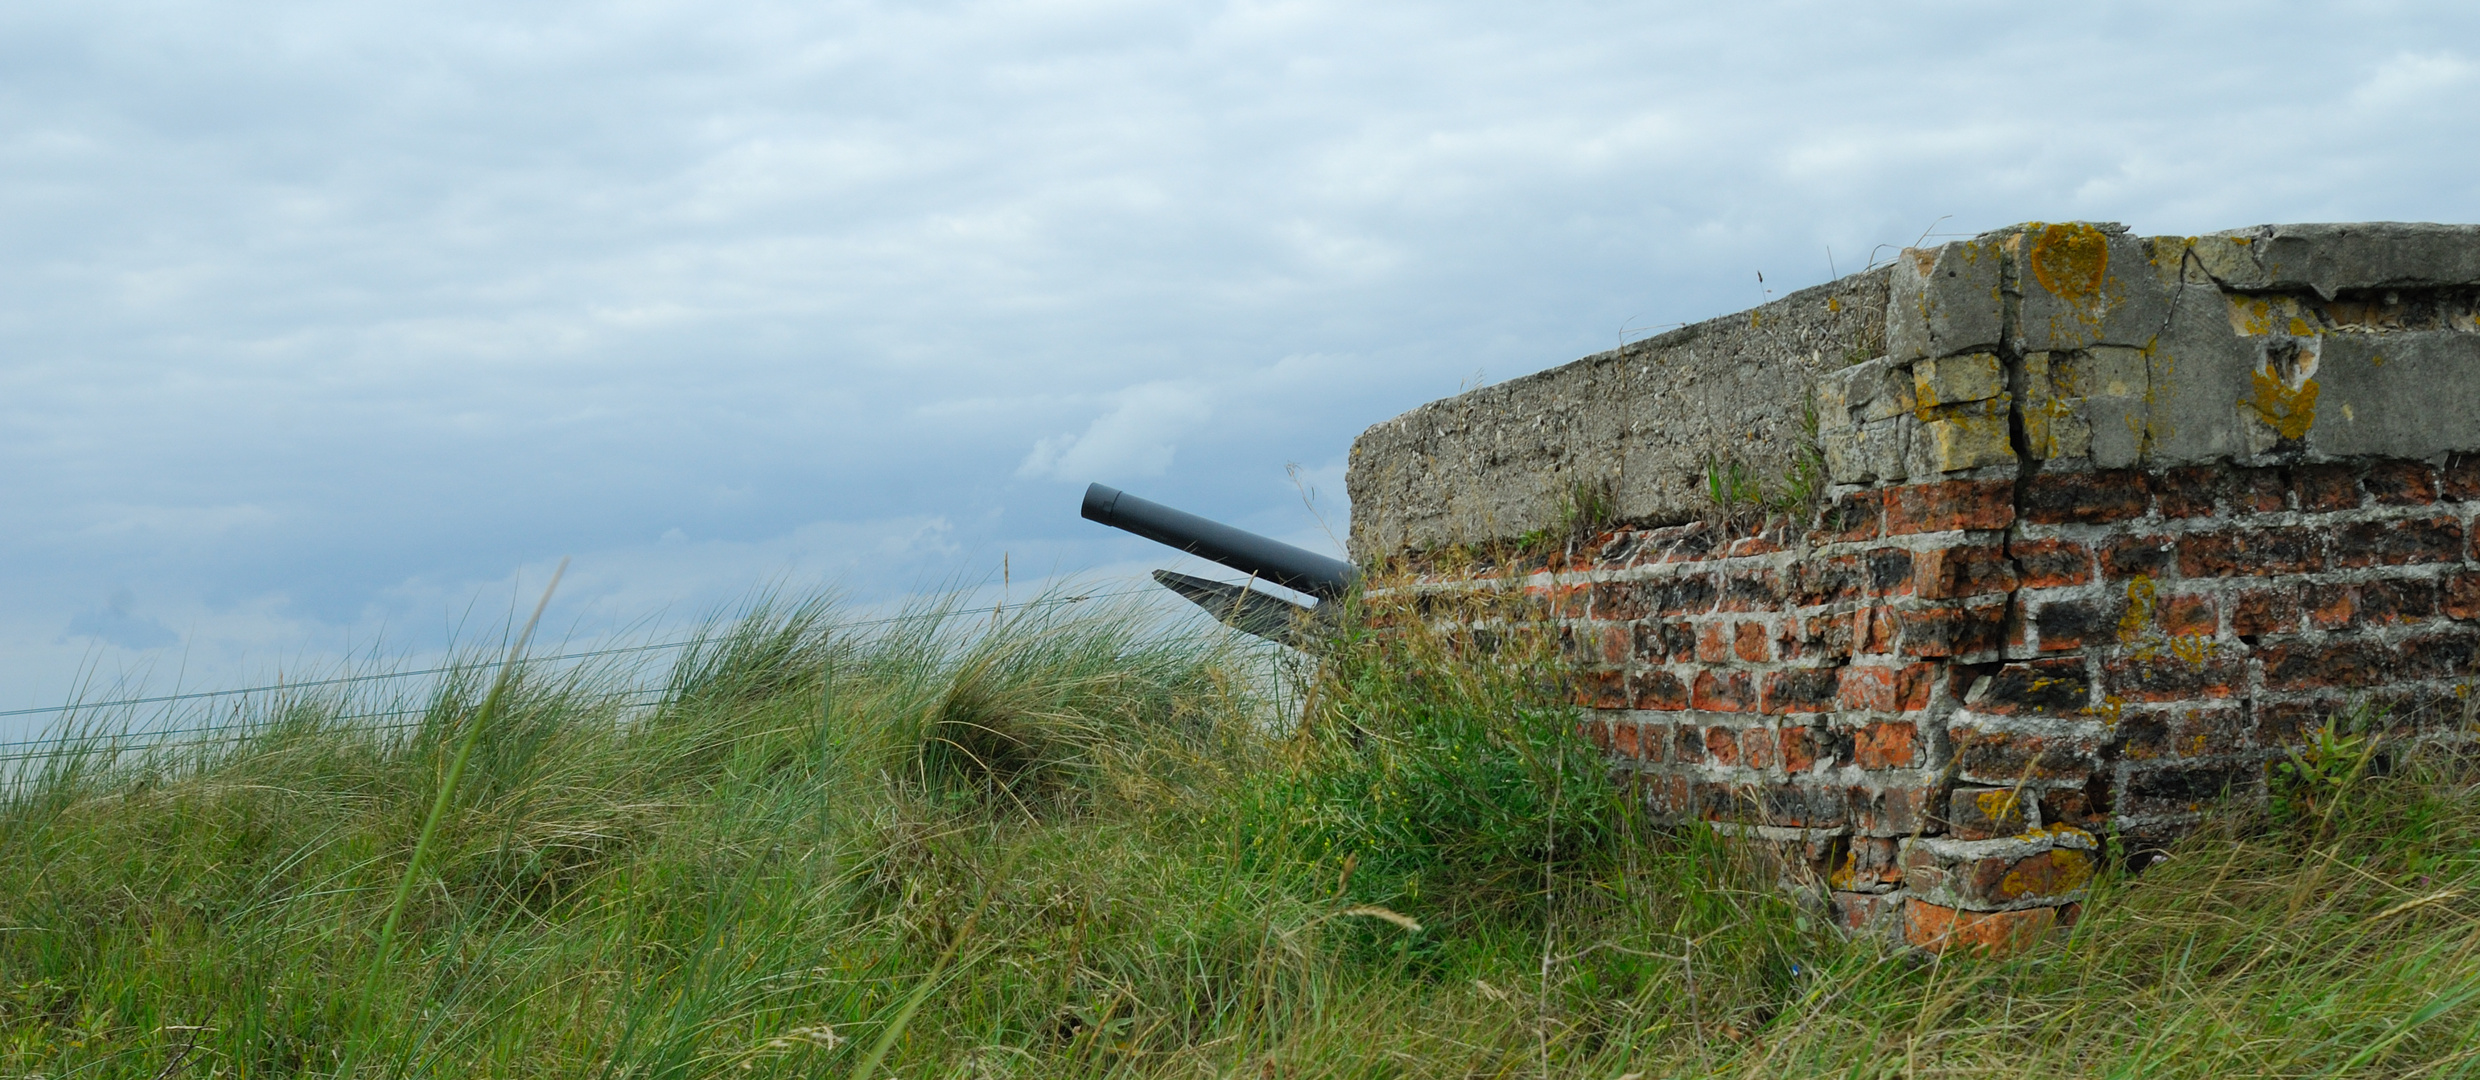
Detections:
[0, 583, 1172, 770]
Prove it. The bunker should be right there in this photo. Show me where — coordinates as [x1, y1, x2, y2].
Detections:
[1345, 222, 2480, 951]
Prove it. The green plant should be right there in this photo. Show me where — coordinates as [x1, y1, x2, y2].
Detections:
[2267, 704, 2384, 830]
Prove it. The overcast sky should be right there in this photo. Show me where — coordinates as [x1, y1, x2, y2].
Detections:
[3, 0, 2475, 727]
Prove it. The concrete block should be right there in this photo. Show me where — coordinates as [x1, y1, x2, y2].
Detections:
[1901, 828, 2097, 911]
[1908, 398, 2015, 474]
[2203, 223, 2480, 299]
[2312, 332, 2480, 458]
[2010, 222, 2176, 354]
[1913, 353, 2004, 408]
[1887, 239, 2004, 362]
[2139, 285, 2259, 465]
[2045, 347, 2150, 469]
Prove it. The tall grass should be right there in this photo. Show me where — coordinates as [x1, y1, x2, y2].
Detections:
[0, 585, 2475, 1077]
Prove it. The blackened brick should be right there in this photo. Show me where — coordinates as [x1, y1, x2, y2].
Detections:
[1589, 581, 1649, 621]
[1916, 543, 2020, 600]
[2101, 536, 2178, 579]
[1818, 490, 1882, 542]
[1693, 670, 1754, 712]
[1719, 568, 1785, 611]
[2181, 528, 2323, 577]
[1573, 668, 1629, 709]
[1650, 575, 1720, 615]
[1636, 620, 1697, 663]
[2123, 762, 2259, 816]
[2447, 572, 2480, 621]
[2292, 464, 2362, 511]
[2331, 516, 2465, 568]
[1633, 669, 1690, 710]
[1850, 784, 1931, 835]
[1954, 727, 2098, 783]
[2022, 470, 2148, 524]
[1867, 548, 1915, 595]
[2309, 578, 2439, 629]
[2151, 466, 2224, 518]
[2261, 638, 2391, 690]
[2160, 592, 2218, 637]
[2234, 468, 2288, 513]
[1898, 602, 2006, 657]
[2400, 628, 2480, 680]
[2364, 460, 2440, 506]
[2032, 597, 2114, 652]
[2443, 454, 2480, 501]
[1885, 479, 2016, 535]
[1794, 555, 1865, 606]
[2014, 539, 2093, 588]
[2231, 586, 2300, 637]
[2102, 654, 2243, 702]
[1761, 782, 1849, 828]
[1762, 667, 1841, 714]
[1971, 658, 2091, 715]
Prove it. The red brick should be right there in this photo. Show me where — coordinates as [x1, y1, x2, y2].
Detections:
[1581, 717, 1616, 753]
[2365, 460, 2439, 506]
[1855, 606, 1898, 654]
[2013, 539, 2094, 588]
[1609, 721, 1641, 759]
[2180, 528, 2323, 577]
[1695, 622, 1731, 662]
[1589, 623, 1632, 665]
[2101, 655, 2243, 702]
[1692, 670, 1754, 712]
[2447, 572, 2480, 621]
[1969, 658, 2091, 715]
[1733, 620, 1771, 662]
[1703, 727, 1740, 766]
[2235, 468, 2289, 513]
[1885, 479, 2016, 535]
[1897, 602, 2006, 657]
[1818, 489, 1883, 543]
[1904, 900, 2061, 955]
[1916, 543, 2021, 600]
[2443, 453, 2480, 501]
[1739, 727, 1778, 769]
[2260, 638, 2391, 690]
[2292, 464, 2361, 511]
[1896, 663, 1937, 710]
[1633, 721, 1671, 762]
[2308, 578, 2438, 629]
[1761, 667, 1840, 714]
[1572, 668, 1629, 709]
[2022, 470, 2148, 525]
[1853, 720, 1919, 768]
[2030, 596, 2112, 652]
[1781, 725, 1822, 772]
[1632, 669, 1690, 710]
[2159, 592, 2218, 637]
[2330, 516, 2465, 568]
[2231, 586, 2299, 636]
[1836, 665, 1899, 711]
[2151, 466, 2224, 518]
[2101, 535, 2178, 580]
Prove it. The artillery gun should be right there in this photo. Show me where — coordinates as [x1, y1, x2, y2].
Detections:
[1079, 483, 1358, 646]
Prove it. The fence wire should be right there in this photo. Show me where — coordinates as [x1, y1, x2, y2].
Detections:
[0, 584, 1170, 769]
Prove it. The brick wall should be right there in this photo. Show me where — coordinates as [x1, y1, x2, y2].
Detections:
[1464, 457, 2480, 950]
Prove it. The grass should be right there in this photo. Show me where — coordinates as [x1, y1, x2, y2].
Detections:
[0, 585, 2476, 1077]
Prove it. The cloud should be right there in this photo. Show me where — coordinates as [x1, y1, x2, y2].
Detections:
[61, 589, 178, 650]
[1018, 382, 1212, 482]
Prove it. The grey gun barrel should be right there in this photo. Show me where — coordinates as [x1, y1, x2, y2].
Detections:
[1081, 483, 1359, 600]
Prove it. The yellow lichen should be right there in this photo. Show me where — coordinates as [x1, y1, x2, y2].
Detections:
[2117, 575, 2157, 646]
[2247, 368, 2319, 440]
[2029, 223, 2110, 302]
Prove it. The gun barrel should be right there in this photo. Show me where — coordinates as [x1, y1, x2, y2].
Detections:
[1081, 483, 1359, 599]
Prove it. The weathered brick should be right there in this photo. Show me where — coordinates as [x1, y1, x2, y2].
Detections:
[1954, 727, 2098, 783]
[1886, 479, 2016, 534]
[2014, 539, 2094, 588]
[2442, 453, 2480, 501]
[2447, 572, 2480, 621]
[1635, 620, 1697, 663]
[1588, 581, 1650, 621]
[1916, 543, 2020, 599]
[1850, 784, 1932, 835]
[1780, 724, 1823, 772]
[2292, 464, 2362, 511]
[2400, 628, 2480, 680]
[1904, 899, 2062, 954]
[2364, 460, 2439, 506]
[1673, 725, 1709, 763]
[2101, 535, 2178, 580]
[2121, 761, 2259, 816]
[1971, 658, 2091, 715]
[2261, 637, 2391, 690]
[1867, 548, 1916, 595]
[2234, 467, 2289, 513]
[1853, 720, 1920, 768]
[1898, 602, 2006, 657]
[1946, 786, 2033, 839]
[1719, 568, 1786, 611]
[2039, 787, 2101, 829]
[2231, 586, 2300, 637]
[1695, 622, 1731, 663]
[2115, 704, 2251, 761]
[1759, 781, 1847, 827]
[1761, 667, 1840, 714]
[2308, 577, 2438, 629]
[1855, 606, 1898, 654]
[1608, 720, 1642, 759]
[1904, 835, 2095, 908]
[2102, 654, 2243, 702]
[1830, 890, 1903, 932]
[1572, 669, 1629, 709]
[1649, 575, 1720, 615]
[2022, 470, 2148, 525]
[1732, 620, 1771, 662]
[2151, 466, 2224, 518]
[1793, 555, 1866, 606]
[2031, 596, 2113, 652]
[2180, 527, 2323, 577]
[1702, 726, 1740, 766]
[1693, 670, 1754, 712]
[1830, 836, 1906, 891]
[1632, 669, 1690, 710]
[1739, 727, 1778, 769]
[2331, 516, 2464, 568]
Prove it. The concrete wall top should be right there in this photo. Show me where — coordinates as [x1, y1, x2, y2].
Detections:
[1346, 222, 2480, 562]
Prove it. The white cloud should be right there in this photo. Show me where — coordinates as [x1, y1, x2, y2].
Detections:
[1017, 382, 1213, 481]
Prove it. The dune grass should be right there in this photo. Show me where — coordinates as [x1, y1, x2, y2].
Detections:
[0, 587, 2476, 1077]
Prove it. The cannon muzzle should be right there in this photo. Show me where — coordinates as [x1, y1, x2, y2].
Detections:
[1081, 483, 1359, 645]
